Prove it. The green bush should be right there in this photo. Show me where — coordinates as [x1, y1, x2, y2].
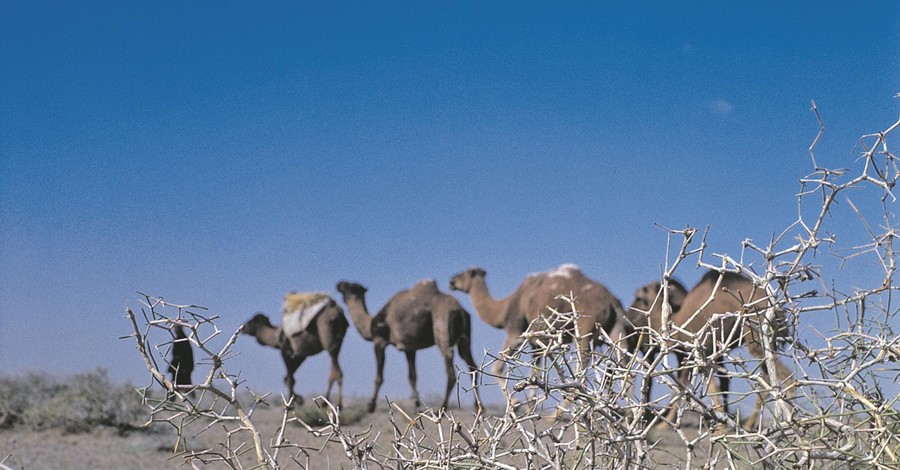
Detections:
[0, 369, 145, 433]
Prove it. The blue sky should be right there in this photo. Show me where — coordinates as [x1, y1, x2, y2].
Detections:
[1, 2, 898, 406]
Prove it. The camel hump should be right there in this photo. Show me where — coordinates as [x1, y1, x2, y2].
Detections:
[413, 279, 439, 291]
[697, 269, 749, 287]
[544, 263, 582, 279]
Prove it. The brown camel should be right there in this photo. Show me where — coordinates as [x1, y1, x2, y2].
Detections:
[628, 271, 792, 429]
[449, 264, 627, 397]
[167, 324, 195, 400]
[335, 279, 481, 412]
[625, 279, 688, 422]
[241, 295, 348, 407]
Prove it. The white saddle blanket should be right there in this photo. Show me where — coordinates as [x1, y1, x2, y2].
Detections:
[282, 296, 331, 338]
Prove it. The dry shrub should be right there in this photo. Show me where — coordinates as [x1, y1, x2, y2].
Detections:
[124, 103, 900, 468]
[291, 401, 367, 427]
[0, 369, 145, 434]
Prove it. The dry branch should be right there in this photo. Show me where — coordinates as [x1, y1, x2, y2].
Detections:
[125, 106, 900, 468]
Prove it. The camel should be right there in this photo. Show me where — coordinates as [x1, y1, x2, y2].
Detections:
[448, 264, 627, 399]
[335, 279, 481, 412]
[628, 270, 792, 429]
[625, 279, 688, 422]
[167, 324, 195, 400]
[241, 295, 348, 407]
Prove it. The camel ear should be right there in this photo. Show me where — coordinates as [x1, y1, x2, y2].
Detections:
[471, 267, 486, 277]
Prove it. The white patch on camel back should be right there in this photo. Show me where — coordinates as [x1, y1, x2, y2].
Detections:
[580, 283, 594, 292]
[415, 279, 438, 289]
[282, 292, 331, 338]
[547, 263, 580, 278]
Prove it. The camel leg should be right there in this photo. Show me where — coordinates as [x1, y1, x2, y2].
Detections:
[286, 336, 302, 359]
[495, 333, 525, 407]
[325, 344, 344, 409]
[659, 351, 690, 427]
[701, 360, 732, 433]
[640, 346, 658, 425]
[368, 342, 386, 413]
[605, 320, 631, 365]
[283, 352, 306, 406]
[743, 342, 793, 429]
[431, 319, 458, 411]
[320, 323, 345, 409]
[703, 355, 728, 417]
[529, 351, 544, 402]
[544, 332, 596, 420]
[714, 355, 729, 415]
[743, 371, 764, 430]
[457, 333, 483, 410]
[576, 334, 593, 374]
[491, 359, 508, 402]
[405, 350, 421, 409]
[330, 358, 344, 410]
[585, 322, 634, 410]
[439, 347, 457, 411]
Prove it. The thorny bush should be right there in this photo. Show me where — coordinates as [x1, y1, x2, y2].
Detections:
[125, 103, 900, 469]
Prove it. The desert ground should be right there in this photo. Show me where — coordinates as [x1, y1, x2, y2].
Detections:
[1, 392, 732, 469]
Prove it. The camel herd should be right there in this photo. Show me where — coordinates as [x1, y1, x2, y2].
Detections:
[224, 264, 792, 427]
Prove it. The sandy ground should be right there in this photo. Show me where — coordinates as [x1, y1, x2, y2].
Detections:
[0, 397, 724, 469]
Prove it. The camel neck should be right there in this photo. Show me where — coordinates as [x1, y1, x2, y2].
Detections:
[342, 295, 374, 341]
[254, 325, 282, 349]
[467, 278, 510, 329]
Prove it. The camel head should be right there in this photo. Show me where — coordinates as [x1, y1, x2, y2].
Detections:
[629, 280, 688, 315]
[241, 312, 274, 337]
[335, 281, 367, 299]
[449, 267, 487, 293]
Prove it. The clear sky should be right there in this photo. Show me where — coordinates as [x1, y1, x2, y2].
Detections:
[2, 2, 899, 406]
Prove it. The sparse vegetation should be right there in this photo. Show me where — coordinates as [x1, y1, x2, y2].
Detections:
[0, 369, 145, 434]
[291, 400, 367, 427]
[115, 105, 900, 468]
